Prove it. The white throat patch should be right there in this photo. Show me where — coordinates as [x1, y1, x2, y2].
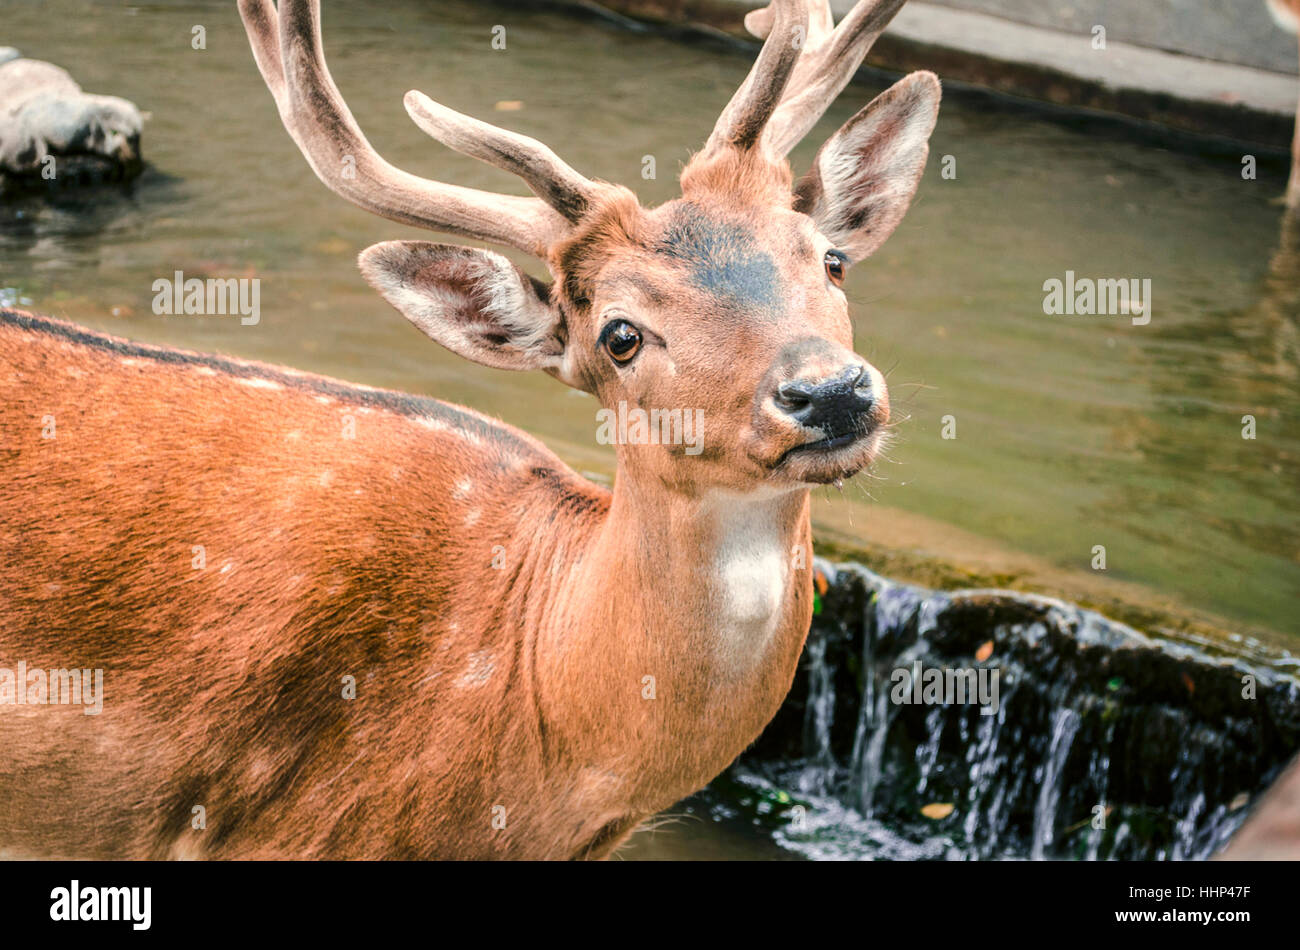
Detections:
[705, 491, 794, 675]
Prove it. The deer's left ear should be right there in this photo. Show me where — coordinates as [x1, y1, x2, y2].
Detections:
[794, 71, 940, 263]
[359, 241, 586, 390]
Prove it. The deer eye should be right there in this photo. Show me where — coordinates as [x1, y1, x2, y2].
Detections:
[600, 320, 642, 365]
[824, 250, 847, 287]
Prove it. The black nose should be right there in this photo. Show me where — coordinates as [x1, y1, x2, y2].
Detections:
[775, 364, 874, 435]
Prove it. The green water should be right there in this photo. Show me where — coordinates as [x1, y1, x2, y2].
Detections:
[2, 0, 1296, 641]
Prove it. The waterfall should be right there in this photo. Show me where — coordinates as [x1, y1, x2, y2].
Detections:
[736, 561, 1300, 860]
[1030, 707, 1081, 860]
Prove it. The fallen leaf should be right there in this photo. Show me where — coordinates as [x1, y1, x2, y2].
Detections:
[975, 640, 994, 663]
[813, 569, 828, 597]
[921, 802, 954, 820]
[1229, 792, 1250, 811]
[1182, 672, 1195, 696]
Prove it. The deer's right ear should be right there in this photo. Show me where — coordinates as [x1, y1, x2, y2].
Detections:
[359, 241, 582, 386]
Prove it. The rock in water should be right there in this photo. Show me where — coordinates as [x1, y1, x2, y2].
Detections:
[0, 53, 143, 192]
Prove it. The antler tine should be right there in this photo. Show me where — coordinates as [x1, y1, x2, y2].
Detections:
[702, 0, 809, 158]
[403, 91, 595, 224]
[744, 0, 831, 42]
[237, 0, 572, 257]
[749, 0, 911, 158]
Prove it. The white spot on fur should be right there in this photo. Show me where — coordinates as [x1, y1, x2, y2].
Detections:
[464, 508, 481, 527]
[246, 752, 276, 781]
[168, 837, 205, 861]
[452, 477, 473, 500]
[454, 650, 496, 688]
[240, 377, 282, 390]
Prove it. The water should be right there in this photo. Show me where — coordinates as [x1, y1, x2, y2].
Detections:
[1030, 708, 1080, 860]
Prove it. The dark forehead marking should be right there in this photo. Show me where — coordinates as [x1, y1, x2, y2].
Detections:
[655, 203, 780, 313]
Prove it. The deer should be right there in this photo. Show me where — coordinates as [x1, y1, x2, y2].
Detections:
[0, 0, 939, 859]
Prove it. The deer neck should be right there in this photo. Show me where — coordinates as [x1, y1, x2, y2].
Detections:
[531, 472, 814, 802]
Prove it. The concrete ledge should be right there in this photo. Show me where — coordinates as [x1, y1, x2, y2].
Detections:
[883, 2, 1296, 147]
[557, 0, 1298, 149]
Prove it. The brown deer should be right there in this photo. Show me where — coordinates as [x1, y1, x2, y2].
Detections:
[0, 0, 938, 859]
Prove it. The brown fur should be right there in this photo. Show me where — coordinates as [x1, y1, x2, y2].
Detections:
[680, 148, 795, 208]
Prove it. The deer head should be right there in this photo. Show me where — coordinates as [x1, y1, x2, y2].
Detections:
[240, 0, 939, 492]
